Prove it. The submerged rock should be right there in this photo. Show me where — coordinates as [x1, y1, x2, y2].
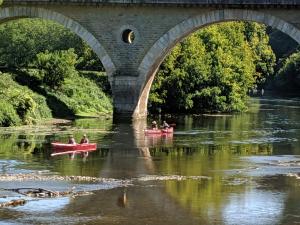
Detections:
[0, 199, 26, 208]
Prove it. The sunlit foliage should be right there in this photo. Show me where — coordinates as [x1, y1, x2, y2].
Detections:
[0, 18, 103, 71]
[0, 19, 111, 122]
[0, 72, 52, 126]
[33, 49, 78, 89]
[150, 22, 275, 113]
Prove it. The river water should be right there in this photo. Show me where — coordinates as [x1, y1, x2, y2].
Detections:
[0, 97, 299, 225]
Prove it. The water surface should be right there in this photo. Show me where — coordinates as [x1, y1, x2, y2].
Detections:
[0, 97, 299, 225]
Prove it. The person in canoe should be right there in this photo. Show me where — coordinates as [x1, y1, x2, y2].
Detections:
[80, 134, 89, 144]
[151, 121, 158, 130]
[162, 121, 170, 129]
[68, 135, 76, 144]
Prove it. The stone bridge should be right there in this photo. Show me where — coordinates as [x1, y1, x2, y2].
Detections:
[1, 0, 300, 118]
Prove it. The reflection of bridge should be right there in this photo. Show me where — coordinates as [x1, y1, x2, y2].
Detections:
[2, 1, 300, 118]
[58, 121, 290, 225]
[69, 121, 200, 225]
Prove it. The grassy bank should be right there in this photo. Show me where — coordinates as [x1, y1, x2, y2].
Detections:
[0, 72, 52, 126]
[0, 69, 113, 126]
[46, 72, 112, 117]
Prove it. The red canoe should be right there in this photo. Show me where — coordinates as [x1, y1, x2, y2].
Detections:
[51, 142, 97, 151]
[144, 127, 174, 135]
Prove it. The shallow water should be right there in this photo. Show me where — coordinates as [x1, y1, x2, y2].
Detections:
[0, 97, 300, 225]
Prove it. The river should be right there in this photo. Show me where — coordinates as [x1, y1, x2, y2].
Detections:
[0, 97, 299, 225]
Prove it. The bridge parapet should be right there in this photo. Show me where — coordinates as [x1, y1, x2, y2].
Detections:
[2, 0, 300, 7]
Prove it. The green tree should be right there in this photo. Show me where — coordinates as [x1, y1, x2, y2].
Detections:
[273, 51, 300, 92]
[0, 18, 104, 71]
[150, 22, 275, 113]
[76, 42, 103, 71]
[244, 22, 276, 87]
[34, 49, 78, 89]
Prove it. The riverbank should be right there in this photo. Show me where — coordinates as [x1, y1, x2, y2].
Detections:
[0, 70, 113, 127]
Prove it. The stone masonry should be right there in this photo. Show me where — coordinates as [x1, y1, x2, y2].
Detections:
[1, 1, 300, 118]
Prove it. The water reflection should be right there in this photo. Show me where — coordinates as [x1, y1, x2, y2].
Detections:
[117, 189, 128, 208]
[223, 190, 285, 225]
[0, 97, 299, 224]
[15, 197, 70, 213]
[51, 149, 93, 161]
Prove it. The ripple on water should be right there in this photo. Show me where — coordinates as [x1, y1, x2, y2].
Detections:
[230, 137, 298, 144]
[0, 160, 33, 174]
[175, 130, 232, 135]
[242, 155, 300, 164]
[223, 190, 286, 225]
[236, 155, 300, 177]
[287, 173, 300, 179]
[200, 141, 215, 145]
[222, 177, 253, 186]
[0, 222, 23, 225]
[13, 215, 103, 225]
[0, 196, 69, 213]
[136, 175, 211, 182]
[0, 173, 211, 198]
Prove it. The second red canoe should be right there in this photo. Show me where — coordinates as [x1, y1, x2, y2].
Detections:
[144, 127, 174, 135]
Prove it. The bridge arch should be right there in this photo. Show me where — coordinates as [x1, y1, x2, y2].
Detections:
[0, 6, 116, 79]
[135, 9, 300, 117]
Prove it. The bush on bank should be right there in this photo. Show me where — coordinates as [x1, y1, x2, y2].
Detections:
[0, 19, 112, 125]
[19, 67, 113, 118]
[46, 74, 113, 117]
[0, 101, 21, 127]
[0, 72, 52, 126]
[272, 51, 300, 93]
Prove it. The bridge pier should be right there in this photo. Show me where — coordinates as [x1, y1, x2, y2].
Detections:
[111, 76, 147, 120]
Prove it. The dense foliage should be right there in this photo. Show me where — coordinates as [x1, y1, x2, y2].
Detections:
[46, 74, 113, 117]
[34, 49, 78, 89]
[244, 22, 275, 87]
[79, 71, 112, 95]
[272, 51, 300, 92]
[0, 19, 104, 71]
[0, 72, 52, 126]
[16, 68, 113, 117]
[0, 19, 112, 123]
[150, 22, 276, 113]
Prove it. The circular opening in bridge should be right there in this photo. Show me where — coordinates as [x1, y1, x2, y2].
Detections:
[122, 29, 135, 44]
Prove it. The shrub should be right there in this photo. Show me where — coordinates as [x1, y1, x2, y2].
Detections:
[34, 49, 78, 89]
[47, 74, 112, 116]
[0, 73, 52, 125]
[79, 71, 111, 95]
[0, 101, 21, 127]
